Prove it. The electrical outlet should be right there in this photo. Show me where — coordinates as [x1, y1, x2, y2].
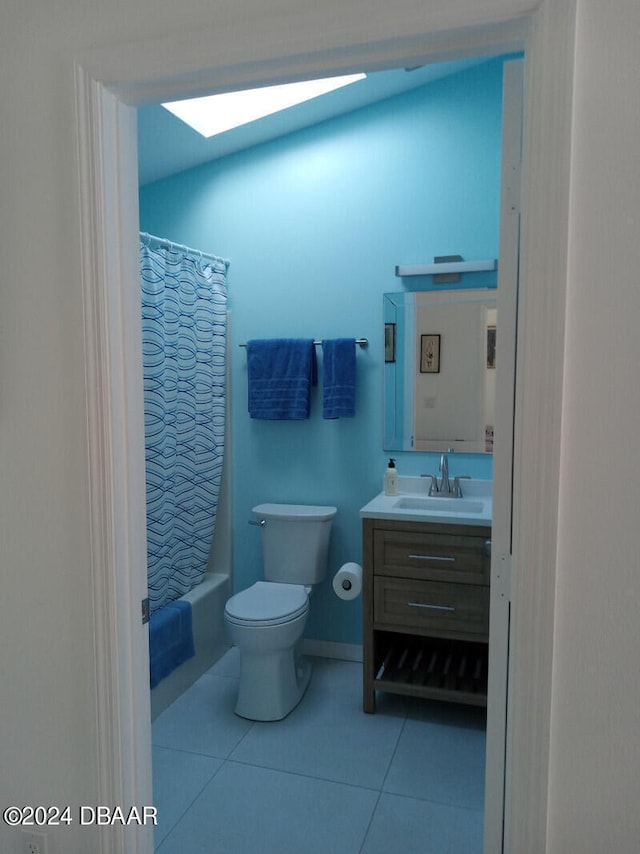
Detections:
[22, 829, 49, 854]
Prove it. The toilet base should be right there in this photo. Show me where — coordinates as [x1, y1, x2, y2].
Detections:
[235, 641, 312, 721]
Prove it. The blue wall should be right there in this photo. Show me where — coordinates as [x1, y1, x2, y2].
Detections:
[139, 58, 505, 646]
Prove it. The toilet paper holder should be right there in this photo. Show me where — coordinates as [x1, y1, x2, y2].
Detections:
[332, 562, 363, 601]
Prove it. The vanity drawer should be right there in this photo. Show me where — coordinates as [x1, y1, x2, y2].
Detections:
[373, 529, 489, 584]
[374, 578, 489, 639]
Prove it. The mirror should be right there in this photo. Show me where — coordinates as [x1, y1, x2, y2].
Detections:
[384, 289, 497, 453]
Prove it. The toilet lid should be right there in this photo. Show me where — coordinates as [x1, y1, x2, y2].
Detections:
[225, 582, 308, 626]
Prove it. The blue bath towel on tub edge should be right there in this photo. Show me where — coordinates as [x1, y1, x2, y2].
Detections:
[246, 338, 317, 420]
[149, 600, 195, 689]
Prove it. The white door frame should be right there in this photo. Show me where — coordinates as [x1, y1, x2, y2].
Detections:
[74, 3, 575, 852]
[484, 56, 523, 854]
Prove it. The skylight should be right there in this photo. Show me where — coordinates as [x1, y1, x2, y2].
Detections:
[162, 74, 366, 138]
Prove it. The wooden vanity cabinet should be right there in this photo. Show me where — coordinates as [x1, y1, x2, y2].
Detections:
[362, 516, 491, 713]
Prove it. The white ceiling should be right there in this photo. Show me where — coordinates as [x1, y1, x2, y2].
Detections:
[136, 58, 490, 186]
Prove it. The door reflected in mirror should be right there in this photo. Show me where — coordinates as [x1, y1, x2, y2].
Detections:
[384, 289, 497, 453]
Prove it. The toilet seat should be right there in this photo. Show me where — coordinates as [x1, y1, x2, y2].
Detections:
[224, 581, 308, 628]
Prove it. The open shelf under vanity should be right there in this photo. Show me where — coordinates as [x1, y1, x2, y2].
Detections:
[373, 631, 488, 706]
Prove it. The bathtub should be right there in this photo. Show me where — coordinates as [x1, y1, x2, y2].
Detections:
[150, 572, 231, 720]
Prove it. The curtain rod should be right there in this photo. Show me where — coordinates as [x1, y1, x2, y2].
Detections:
[239, 339, 368, 348]
[140, 231, 229, 268]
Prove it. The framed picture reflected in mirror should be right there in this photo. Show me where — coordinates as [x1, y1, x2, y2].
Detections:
[385, 323, 396, 363]
[420, 334, 440, 373]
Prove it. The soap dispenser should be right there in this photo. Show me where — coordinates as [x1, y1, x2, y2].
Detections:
[384, 458, 399, 496]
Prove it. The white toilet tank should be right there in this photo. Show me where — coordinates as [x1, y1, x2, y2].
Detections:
[252, 503, 337, 585]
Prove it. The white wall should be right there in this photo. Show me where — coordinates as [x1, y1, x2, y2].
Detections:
[548, 1, 640, 851]
[0, 1, 638, 852]
[414, 301, 487, 446]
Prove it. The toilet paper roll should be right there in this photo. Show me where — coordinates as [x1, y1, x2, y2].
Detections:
[332, 562, 363, 601]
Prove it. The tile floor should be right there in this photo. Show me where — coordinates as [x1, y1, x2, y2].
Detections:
[152, 648, 486, 853]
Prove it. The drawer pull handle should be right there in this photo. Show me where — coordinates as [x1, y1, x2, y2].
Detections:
[407, 601, 456, 612]
[407, 554, 456, 563]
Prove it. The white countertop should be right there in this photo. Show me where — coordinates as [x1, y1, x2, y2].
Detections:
[360, 477, 492, 527]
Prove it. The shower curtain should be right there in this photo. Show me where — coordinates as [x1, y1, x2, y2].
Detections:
[140, 236, 229, 614]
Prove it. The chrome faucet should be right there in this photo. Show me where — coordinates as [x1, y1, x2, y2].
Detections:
[439, 452, 452, 494]
[421, 449, 470, 497]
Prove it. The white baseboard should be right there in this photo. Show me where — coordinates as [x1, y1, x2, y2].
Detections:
[303, 639, 363, 663]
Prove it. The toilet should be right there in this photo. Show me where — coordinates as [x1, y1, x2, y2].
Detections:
[224, 502, 337, 721]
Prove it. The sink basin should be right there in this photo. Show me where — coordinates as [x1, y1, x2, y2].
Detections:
[360, 477, 492, 526]
[393, 496, 485, 514]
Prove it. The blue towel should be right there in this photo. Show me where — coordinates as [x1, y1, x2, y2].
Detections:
[247, 338, 317, 420]
[149, 600, 195, 689]
[322, 338, 356, 418]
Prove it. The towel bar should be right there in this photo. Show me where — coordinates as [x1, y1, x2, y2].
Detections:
[239, 338, 368, 348]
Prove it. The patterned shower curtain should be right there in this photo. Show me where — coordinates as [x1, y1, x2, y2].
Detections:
[140, 237, 229, 614]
